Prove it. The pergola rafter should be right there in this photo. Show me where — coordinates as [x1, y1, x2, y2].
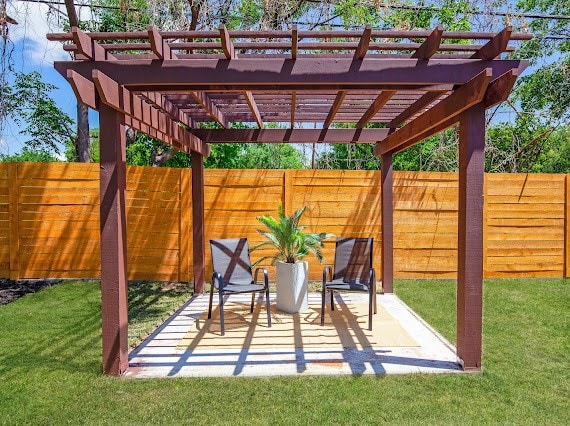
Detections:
[49, 25, 531, 376]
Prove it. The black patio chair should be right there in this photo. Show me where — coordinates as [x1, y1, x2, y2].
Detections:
[208, 238, 271, 336]
[321, 237, 377, 331]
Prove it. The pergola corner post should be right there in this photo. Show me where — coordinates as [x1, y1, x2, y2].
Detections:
[381, 152, 394, 293]
[457, 103, 485, 370]
[191, 151, 206, 294]
[99, 103, 129, 376]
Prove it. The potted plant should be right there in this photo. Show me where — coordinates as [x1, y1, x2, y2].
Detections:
[251, 204, 333, 313]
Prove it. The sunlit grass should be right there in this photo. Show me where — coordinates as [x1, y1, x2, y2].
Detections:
[0, 278, 567, 424]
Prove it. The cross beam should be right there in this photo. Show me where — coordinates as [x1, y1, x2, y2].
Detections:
[390, 69, 519, 155]
[54, 59, 525, 91]
[189, 128, 390, 143]
[373, 69, 492, 156]
[87, 70, 209, 156]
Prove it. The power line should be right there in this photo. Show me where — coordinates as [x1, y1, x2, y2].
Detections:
[14, 0, 570, 22]
[305, 0, 570, 21]
[14, 0, 140, 11]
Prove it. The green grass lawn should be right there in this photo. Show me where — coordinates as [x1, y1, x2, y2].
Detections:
[0, 278, 568, 425]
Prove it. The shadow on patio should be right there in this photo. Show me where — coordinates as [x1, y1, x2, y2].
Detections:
[127, 293, 462, 378]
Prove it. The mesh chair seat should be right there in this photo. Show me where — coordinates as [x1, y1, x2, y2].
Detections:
[321, 237, 377, 331]
[209, 238, 272, 335]
[324, 279, 371, 292]
[214, 282, 266, 293]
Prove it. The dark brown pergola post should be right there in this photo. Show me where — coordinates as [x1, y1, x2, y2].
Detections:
[381, 152, 394, 293]
[191, 151, 206, 293]
[457, 103, 485, 370]
[99, 103, 129, 375]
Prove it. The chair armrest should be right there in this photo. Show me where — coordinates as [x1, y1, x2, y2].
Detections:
[212, 271, 224, 291]
[254, 267, 269, 288]
[323, 265, 332, 284]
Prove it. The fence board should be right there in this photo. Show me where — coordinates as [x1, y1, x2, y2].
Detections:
[2, 164, 569, 281]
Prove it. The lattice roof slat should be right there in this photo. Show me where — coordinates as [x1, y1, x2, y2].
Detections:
[50, 25, 530, 154]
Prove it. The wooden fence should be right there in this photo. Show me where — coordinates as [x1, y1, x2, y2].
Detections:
[0, 163, 568, 281]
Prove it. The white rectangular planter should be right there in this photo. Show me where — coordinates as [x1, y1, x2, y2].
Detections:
[276, 261, 309, 313]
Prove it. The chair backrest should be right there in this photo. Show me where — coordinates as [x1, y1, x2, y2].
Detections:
[332, 237, 373, 284]
[210, 238, 253, 285]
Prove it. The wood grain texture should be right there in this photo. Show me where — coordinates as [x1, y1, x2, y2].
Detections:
[2, 164, 569, 281]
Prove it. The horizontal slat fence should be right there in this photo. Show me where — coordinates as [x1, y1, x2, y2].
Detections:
[0, 162, 568, 282]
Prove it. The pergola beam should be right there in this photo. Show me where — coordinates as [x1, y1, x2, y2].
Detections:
[72, 26, 115, 61]
[324, 91, 346, 128]
[374, 69, 492, 156]
[389, 91, 447, 128]
[291, 25, 298, 59]
[189, 91, 230, 128]
[471, 26, 512, 60]
[189, 128, 390, 143]
[92, 70, 210, 156]
[220, 25, 263, 128]
[391, 69, 519, 154]
[139, 92, 191, 125]
[54, 59, 525, 90]
[290, 91, 296, 126]
[147, 25, 177, 60]
[357, 90, 396, 128]
[354, 25, 372, 59]
[412, 26, 443, 59]
[67, 70, 177, 146]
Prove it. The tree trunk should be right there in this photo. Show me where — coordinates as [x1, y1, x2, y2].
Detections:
[75, 103, 91, 162]
[65, 0, 91, 163]
[151, 147, 179, 167]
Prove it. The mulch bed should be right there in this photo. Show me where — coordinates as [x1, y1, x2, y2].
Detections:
[0, 278, 62, 306]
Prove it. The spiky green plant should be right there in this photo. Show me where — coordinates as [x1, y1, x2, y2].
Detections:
[251, 204, 333, 264]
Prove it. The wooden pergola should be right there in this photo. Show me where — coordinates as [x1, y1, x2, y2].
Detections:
[49, 25, 530, 376]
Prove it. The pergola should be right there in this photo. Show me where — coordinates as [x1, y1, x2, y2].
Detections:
[49, 25, 530, 376]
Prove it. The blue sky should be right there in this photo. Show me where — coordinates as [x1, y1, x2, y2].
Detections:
[2, 1, 96, 156]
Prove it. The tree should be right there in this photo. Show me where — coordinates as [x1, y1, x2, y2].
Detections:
[512, 0, 569, 127]
[2, 71, 74, 155]
[0, 146, 59, 162]
[64, 0, 91, 162]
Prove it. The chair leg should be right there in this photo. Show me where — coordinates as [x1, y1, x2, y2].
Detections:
[374, 281, 378, 314]
[368, 289, 373, 331]
[207, 284, 214, 319]
[219, 291, 225, 336]
[330, 290, 335, 311]
[320, 286, 326, 326]
[250, 292, 256, 313]
[265, 287, 272, 327]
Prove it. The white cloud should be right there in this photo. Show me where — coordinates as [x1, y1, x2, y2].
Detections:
[6, 1, 69, 66]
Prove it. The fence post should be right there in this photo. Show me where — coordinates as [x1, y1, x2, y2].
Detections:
[283, 169, 293, 215]
[7, 163, 20, 281]
[179, 168, 191, 283]
[564, 174, 570, 278]
[483, 173, 488, 279]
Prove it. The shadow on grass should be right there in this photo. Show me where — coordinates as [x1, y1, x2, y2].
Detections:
[0, 280, 194, 376]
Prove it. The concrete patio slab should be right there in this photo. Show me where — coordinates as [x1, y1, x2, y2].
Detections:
[126, 293, 462, 378]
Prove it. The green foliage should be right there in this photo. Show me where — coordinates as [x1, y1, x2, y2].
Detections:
[0, 147, 60, 163]
[252, 204, 333, 264]
[536, 126, 570, 173]
[64, 129, 100, 163]
[317, 144, 380, 170]
[84, 0, 153, 32]
[242, 144, 305, 169]
[1, 72, 74, 156]
[204, 143, 248, 168]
